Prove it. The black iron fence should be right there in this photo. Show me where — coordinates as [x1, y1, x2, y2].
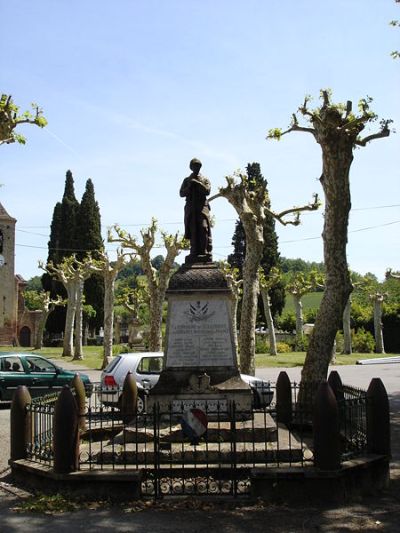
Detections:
[26, 392, 58, 465]
[12, 371, 390, 499]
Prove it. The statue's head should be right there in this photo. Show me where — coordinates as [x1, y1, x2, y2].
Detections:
[189, 158, 202, 171]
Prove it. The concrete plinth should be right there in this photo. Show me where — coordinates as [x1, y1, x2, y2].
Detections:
[148, 263, 252, 417]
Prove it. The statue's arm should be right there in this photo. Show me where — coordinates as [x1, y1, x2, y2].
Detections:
[191, 177, 211, 195]
[180, 177, 191, 197]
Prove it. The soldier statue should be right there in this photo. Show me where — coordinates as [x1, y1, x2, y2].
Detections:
[180, 158, 212, 263]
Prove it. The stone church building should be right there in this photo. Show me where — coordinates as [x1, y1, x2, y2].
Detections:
[0, 202, 42, 346]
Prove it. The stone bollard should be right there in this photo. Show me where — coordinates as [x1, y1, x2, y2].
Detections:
[367, 378, 391, 457]
[313, 381, 340, 470]
[71, 373, 87, 431]
[276, 371, 292, 425]
[10, 386, 32, 462]
[53, 386, 79, 474]
[121, 371, 138, 424]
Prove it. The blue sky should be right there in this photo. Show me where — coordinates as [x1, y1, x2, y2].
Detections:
[1, 0, 399, 281]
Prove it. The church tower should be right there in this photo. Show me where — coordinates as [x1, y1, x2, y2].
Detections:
[0, 202, 17, 343]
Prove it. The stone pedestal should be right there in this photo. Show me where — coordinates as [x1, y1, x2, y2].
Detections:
[147, 263, 252, 418]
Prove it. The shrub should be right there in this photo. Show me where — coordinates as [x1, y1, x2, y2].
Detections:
[276, 311, 296, 333]
[255, 335, 269, 354]
[288, 335, 309, 351]
[352, 328, 375, 353]
[276, 342, 291, 353]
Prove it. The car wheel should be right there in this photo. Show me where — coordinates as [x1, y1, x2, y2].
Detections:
[251, 388, 261, 409]
[137, 392, 145, 414]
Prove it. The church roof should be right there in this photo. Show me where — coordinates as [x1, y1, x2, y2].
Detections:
[0, 202, 17, 222]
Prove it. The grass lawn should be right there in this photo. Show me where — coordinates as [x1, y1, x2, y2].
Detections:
[0, 345, 397, 370]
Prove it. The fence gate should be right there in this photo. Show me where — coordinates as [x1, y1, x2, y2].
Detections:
[140, 404, 252, 498]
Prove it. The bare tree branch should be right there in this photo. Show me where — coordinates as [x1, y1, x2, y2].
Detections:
[355, 128, 391, 146]
[265, 193, 320, 226]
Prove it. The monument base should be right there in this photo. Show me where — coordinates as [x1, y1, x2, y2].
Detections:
[147, 368, 253, 419]
[147, 261, 252, 420]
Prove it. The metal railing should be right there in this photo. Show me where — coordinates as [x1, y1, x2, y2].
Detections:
[26, 392, 58, 465]
[21, 379, 371, 496]
[340, 385, 368, 458]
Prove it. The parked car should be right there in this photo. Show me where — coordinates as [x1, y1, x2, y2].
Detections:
[100, 352, 274, 413]
[0, 352, 93, 402]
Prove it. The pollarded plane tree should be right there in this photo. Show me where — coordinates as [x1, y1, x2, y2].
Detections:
[0, 93, 47, 146]
[119, 282, 150, 349]
[23, 290, 65, 349]
[210, 172, 319, 375]
[386, 268, 400, 280]
[108, 218, 189, 351]
[40, 255, 93, 359]
[89, 249, 130, 369]
[35, 293, 65, 350]
[370, 290, 387, 354]
[259, 267, 282, 356]
[220, 262, 243, 354]
[268, 90, 392, 383]
[341, 272, 366, 355]
[285, 270, 324, 348]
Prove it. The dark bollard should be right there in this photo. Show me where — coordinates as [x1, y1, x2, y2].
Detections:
[367, 378, 391, 457]
[53, 386, 79, 474]
[71, 373, 86, 431]
[10, 386, 32, 461]
[328, 370, 345, 403]
[276, 371, 292, 425]
[313, 381, 340, 470]
[121, 371, 138, 424]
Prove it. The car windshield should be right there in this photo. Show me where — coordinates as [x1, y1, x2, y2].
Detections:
[25, 356, 57, 373]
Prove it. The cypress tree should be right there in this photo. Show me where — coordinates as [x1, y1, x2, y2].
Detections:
[42, 170, 79, 334]
[76, 178, 104, 331]
[228, 162, 285, 317]
[59, 170, 79, 260]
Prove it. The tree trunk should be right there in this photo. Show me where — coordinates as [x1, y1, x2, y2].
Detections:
[293, 294, 304, 348]
[148, 294, 162, 352]
[239, 239, 263, 375]
[230, 293, 239, 356]
[34, 310, 49, 350]
[82, 323, 89, 346]
[73, 280, 84, 360]
[261, 289, 277, 356]
[102, 274, 115, 369]
[373, 296, 385, 354]
[301, 144, 353, 384]
[114, 318, 121, 345]
[342, 296, 352, 354]
[63, 284, 77, 357]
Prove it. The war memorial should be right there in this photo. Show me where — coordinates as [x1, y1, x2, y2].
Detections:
[8, 160, 391, 503]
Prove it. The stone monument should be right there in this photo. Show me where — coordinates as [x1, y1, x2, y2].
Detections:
[147, 160, 252, 417]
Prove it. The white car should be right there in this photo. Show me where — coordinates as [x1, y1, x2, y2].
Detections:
[100, 352, 273, 413]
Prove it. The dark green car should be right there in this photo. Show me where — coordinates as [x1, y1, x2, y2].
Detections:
[0, 352, 92, 401]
